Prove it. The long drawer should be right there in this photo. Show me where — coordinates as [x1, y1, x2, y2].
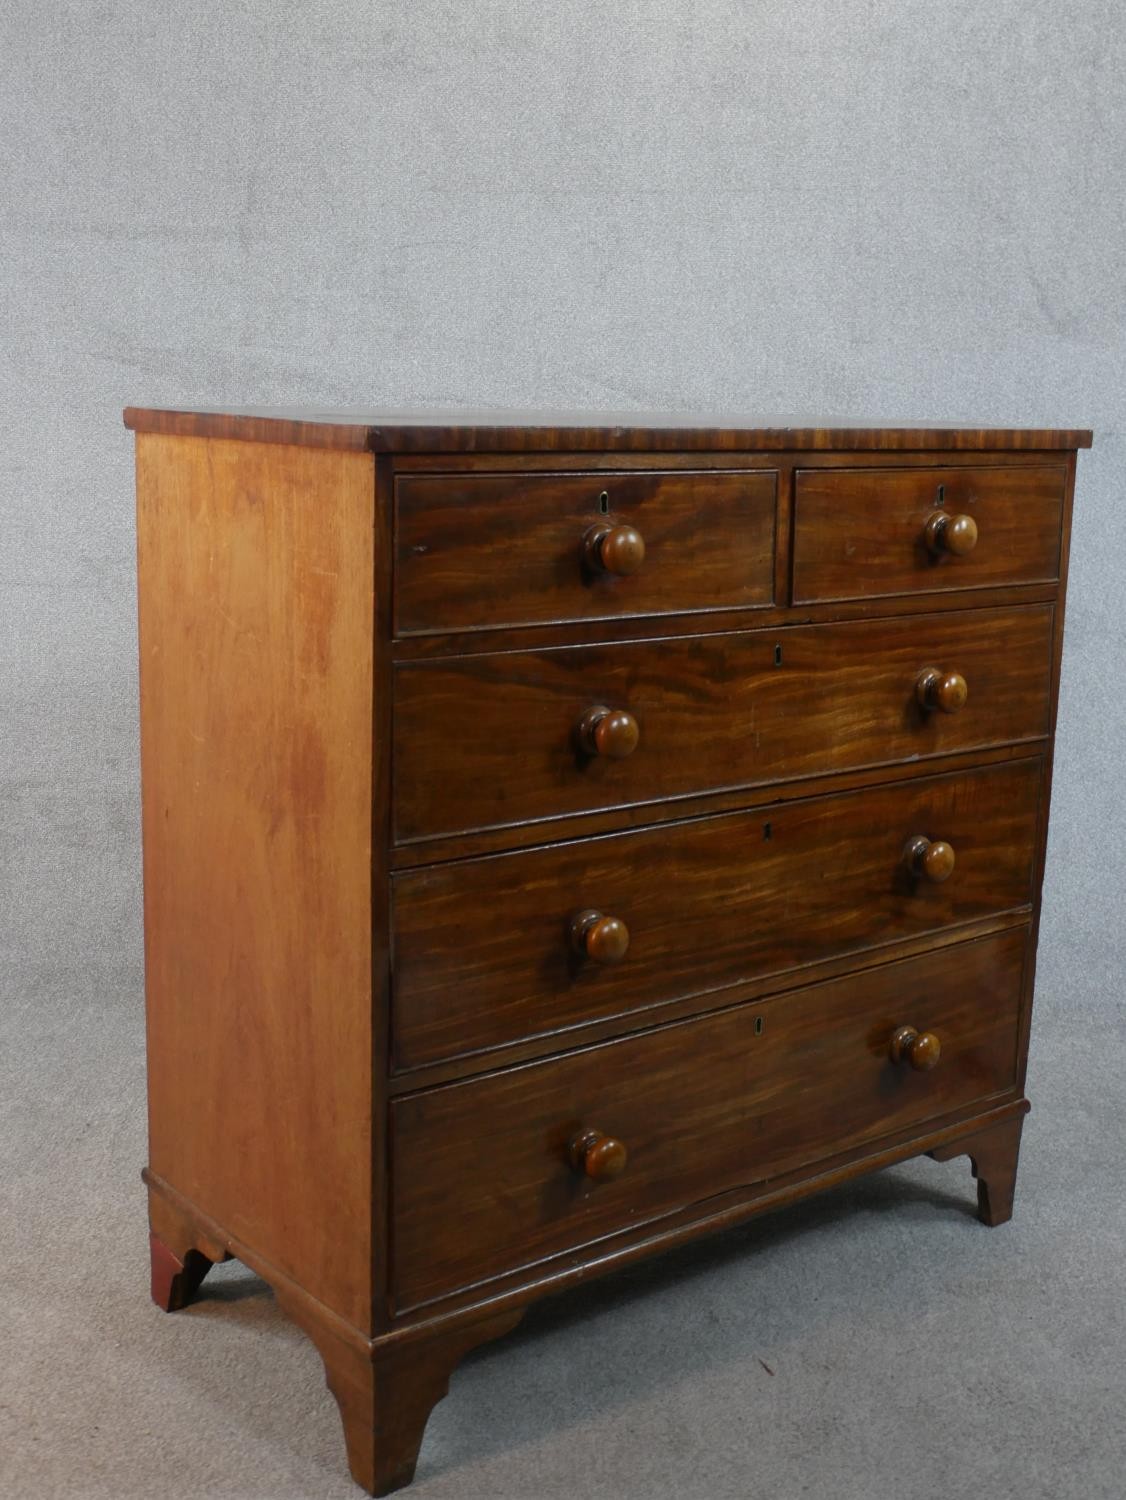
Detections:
[391, 929, 1026, 1309]
[393, 605, 1053, 842]
[792, 465, 1065, 603]
[392, 759, 1039, 1069]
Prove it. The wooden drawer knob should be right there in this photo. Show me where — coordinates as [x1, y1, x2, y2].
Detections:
[915, 668, 968, 714]
[889, 1025, 942, 1071]
[583, 521, 646, 576]
[569, 1127, 628, 1181]
[925, 511, 978, 556]
[570, 909, 630, 964]
[904, 835, 956, 883]
[577, 706, 640, 759]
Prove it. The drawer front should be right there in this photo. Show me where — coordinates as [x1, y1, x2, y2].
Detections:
[392, 760, 1040, 1070]
[393, 605, 1052, 842]
[793, 465, 1064, 603]
[391, 929, 1026, 1308]
[395, 469, 777, 634]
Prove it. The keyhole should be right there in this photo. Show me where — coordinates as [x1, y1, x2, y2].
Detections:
[774, 644, 783, 667]
[598, 491, 610, 515]
[763, 821, 772, 841]
[936, 483, 946, 508]
[754, 1016, 764, 1037]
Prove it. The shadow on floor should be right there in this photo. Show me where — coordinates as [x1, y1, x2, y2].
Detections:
[163, 1160, 984, 1486]
[459, 1163, 977, 1363]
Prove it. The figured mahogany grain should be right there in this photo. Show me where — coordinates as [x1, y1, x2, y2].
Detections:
[393, 605, 1053, 843]
[128, 408, 1086, 1498]
[391, 929, 1027, 1309]
[395, 469, 776, 633]
[135, 433, 377, 1328]
[793, 465, 1064, 603]
[124, 406, 1093, 454]
[391, 759, 1039, 1069]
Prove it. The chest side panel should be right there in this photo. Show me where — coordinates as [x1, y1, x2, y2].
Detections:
[136, 432, 377, 1329]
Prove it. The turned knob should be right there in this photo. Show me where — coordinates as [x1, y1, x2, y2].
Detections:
[904, 835, 956, 883]
[569, 1127, 628, 1181]
[889, 1025, 942, 1071]
[583, 521, 646, 576]
[915, 668, 968, 714]
[570, 909, 630, 964]
[576, 706, 640, 758]
[925, 511, 979, 557]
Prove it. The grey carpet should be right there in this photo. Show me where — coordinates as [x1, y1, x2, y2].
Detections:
[2, 933, 1123, 1500]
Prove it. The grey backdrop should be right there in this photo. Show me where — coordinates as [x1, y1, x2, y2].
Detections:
[2, 4, 1123, 1499]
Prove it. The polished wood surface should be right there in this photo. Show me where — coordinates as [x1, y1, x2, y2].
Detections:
[576, 705, 641, 759]
[144, 1092, 1021, 1496]
[391, 929, 1026, 1309]
[135, 433, 377, 1328]
[149, 1231, 214, 1313]
[393, 606, 1052, 842]
[928, 1111, 1026, 1226]
[131, 411, 1084, 1495]
[904, 834, 957, 883]
[396, 469, 775, 633]
[273, 1288, 524, 1497]
[391, 759, 1038, 1069]
[793, 465, 1064, 602]
[924, 510, 978, 556]
[584, 519, 647, 576]
[389, 742, 1049, 870]
[569, 909, 631, 964]
[569, 1127, 629, 1181]
[146, 1188, 232, 1313]
[915, 667, 970, 713]
[889, 1025, 943, 1071]
[125, 405, 1094, 454]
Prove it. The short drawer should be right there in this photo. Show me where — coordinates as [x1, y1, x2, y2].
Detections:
[394, 469, 776, 634]
[390, 928, 1026, 1309]
[792, 465, 1065, 603]
[393, 604, 1052, 843]
[392, 759, 1040, 1069]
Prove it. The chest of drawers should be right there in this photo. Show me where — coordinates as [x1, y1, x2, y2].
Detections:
[127, 407, 1090, 1495]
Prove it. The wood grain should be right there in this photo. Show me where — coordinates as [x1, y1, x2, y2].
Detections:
[393, 605, 1054, 842]
[391, 759, 1040, 1070]
[274, 1288, 524, 1497]
[391, 584, 1062, 667]
[143, 1099, 1031, 1338]
[124, 406, 1094, 454]
[793, 465, 1065, 603]
[129, 408, 1087, 1495]
[395, 469, 776, 633]
[136, 432, 377, 1329]
[928, 1110, 1026, 1226]
[390, 928, 1026, 1310]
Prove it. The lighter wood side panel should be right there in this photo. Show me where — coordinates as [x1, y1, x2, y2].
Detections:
[136, 433, 376, 1329]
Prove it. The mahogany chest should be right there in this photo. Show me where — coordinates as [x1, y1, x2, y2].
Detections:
[127, 407, 1090, 1494]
